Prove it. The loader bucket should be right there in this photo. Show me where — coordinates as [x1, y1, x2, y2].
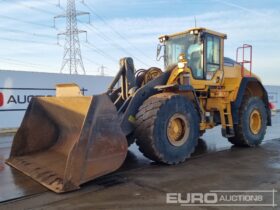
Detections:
[6, 93, 127, 193]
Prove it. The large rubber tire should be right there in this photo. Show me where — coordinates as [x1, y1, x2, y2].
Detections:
[228, 96, 267, 147]
[135, 93, 200, 164]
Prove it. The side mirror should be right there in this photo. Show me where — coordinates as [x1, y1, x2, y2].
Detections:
[157, 44, 162, 57]
[156, 44, 164, 61]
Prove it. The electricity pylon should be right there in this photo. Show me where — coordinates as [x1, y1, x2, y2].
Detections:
[54, 0, 90, 74]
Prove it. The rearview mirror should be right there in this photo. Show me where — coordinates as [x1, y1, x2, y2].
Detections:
[156, 44, 164, 61]
[157, 44, 162, 57]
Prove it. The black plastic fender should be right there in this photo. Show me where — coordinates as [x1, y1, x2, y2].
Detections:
[231, 77, 271, 126]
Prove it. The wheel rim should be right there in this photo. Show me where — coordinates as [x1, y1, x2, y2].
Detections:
[249, 109, 262, 135]
[167, 114, 190, 147]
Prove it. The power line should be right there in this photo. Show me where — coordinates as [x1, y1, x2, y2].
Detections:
[1, 0, 56, 15]
[0, 56, 54, 69]
[82, 1, 154, 63]
[0, 62, 48, 70]
[0, 0, 150, 72]
[85, 42, 119, 63]
[0, 0, 60, 71]
[0, 36, 57, 46]
[0, 26, 54, 40]
[0, 14, 54, 28]
[55, 1, 150, 67]
[44, 1, 60, 7]
[83, 56, 101, 66]
[81, 21, 149, 67]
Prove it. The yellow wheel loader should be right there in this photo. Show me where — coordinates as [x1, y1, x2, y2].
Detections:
[6, 27, 271, 193]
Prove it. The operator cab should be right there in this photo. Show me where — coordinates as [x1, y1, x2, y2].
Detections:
[157, 28, 227, 81]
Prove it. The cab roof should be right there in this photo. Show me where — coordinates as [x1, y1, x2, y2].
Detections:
[159, 27, 227, 40]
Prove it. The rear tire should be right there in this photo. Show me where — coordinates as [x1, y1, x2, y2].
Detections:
[228, 96, 267, 147]
[135, 93, 200, 164]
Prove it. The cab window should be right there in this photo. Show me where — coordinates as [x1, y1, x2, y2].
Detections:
[164, 34, 204, 80]
[206, 35, 220, 79]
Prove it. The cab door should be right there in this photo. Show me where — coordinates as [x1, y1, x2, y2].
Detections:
[205, 34, 223, 81]
[191, 33, 224, 89]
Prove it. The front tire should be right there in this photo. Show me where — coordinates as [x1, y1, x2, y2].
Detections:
[135, 93, 200, 164]
[228, 96, 267, 147]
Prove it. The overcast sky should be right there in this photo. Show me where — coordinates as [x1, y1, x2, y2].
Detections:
[0, 0, 279, 85]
